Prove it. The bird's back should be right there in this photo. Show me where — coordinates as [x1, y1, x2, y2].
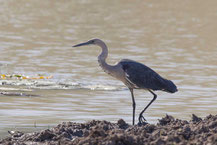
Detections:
[119, 59, 177, 93]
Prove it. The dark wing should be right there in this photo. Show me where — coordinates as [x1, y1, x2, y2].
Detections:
[120, 59, 177, 93]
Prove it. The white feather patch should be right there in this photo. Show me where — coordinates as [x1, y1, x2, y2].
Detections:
[125, 72, 139, 88]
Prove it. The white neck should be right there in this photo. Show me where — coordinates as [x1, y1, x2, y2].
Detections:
[97, 41, 113, 74]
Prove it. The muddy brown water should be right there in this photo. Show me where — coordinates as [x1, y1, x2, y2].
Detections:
[0, 0, 217, 138]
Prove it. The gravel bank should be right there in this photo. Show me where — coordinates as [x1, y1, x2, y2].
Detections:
[1, 114, 216, 145]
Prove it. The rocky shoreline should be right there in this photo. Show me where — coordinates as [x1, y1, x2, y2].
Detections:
[1, 114, 216, 145]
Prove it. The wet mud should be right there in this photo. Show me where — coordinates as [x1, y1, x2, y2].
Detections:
[0, 114, 216, 145]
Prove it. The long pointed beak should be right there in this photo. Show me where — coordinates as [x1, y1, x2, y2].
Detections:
[73, 41, 91, 47]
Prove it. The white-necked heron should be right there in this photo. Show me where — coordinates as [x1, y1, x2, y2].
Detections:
[73, 38, 178, 125]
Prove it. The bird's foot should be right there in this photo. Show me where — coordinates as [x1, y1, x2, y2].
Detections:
[138, 115, 148, 126]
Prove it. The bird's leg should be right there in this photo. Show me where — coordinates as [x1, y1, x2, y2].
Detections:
[129, 88, 136, 125]
[138, 90, 157, 125]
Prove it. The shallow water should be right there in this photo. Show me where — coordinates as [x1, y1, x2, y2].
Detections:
[0, 0, 217, 138]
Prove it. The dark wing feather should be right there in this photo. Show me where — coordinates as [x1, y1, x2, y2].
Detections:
[120, 59, 177, 93]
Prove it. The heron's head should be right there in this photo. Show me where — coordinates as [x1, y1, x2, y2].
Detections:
[73, 39, 104, 47]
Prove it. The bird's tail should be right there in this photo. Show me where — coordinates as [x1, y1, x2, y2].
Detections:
[162, 79, 178, 93]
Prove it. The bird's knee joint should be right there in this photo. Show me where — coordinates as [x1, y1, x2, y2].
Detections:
[132, 102, 136, 108]
[154, 95, 157, 99]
